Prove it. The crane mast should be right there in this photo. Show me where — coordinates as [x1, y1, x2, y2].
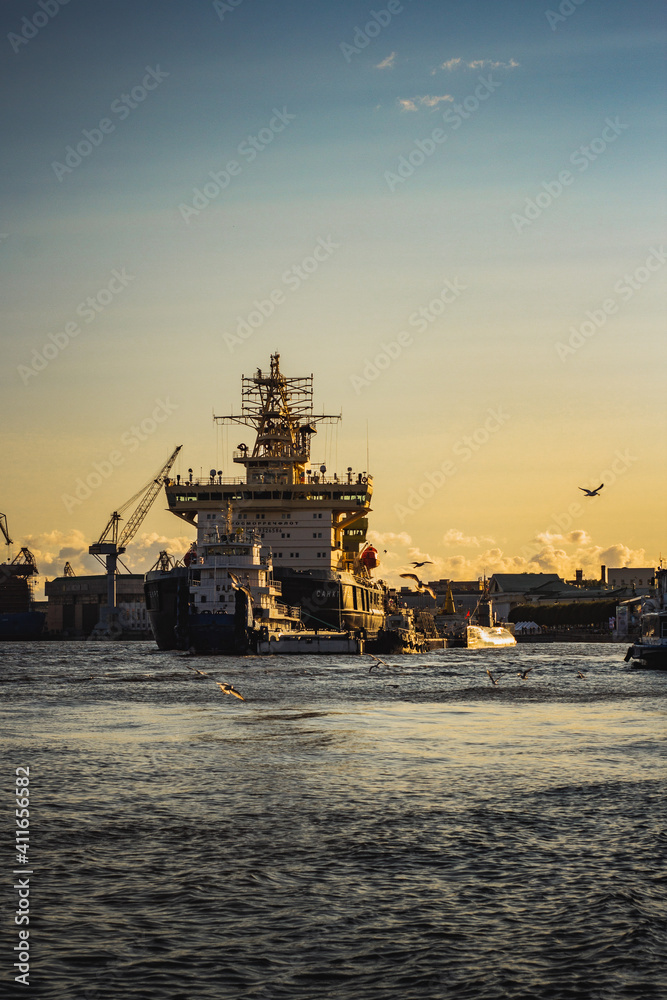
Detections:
[89, 445, 181, 633]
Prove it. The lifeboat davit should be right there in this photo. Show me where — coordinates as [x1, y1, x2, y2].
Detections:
[360, 545, 379, 570]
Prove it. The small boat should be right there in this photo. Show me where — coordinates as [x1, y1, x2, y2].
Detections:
[623, 568, 667, 670]
[437, 583, 516, 649]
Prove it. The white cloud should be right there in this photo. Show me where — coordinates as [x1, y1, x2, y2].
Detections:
[23, 528, 194, 598]
[375, 52, 396, 70]
[437, 57, 519, 72]
[442, 528, 495, 547]
[397, 94, 454, 112]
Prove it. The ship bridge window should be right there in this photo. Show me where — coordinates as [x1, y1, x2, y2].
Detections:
[198, 492, 210, 500]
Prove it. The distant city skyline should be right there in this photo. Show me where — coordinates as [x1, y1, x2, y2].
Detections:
[1, 0, 664, 596]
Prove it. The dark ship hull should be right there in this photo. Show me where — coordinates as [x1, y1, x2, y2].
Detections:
[145, 568, 256, 654]
[145, 566, 382, 652]
[0, 610, 46, 641]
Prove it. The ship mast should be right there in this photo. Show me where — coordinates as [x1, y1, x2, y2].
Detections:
[214, 353, 340, 486]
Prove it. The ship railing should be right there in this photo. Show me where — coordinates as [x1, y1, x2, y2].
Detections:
[167, 473, 373, 488]
[271, 602, 301, 619]
[198, 556, 258, 568]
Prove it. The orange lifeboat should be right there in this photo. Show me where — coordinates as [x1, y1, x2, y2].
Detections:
[360, 545, 379, 570]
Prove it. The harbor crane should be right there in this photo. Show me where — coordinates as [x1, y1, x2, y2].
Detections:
[88, 445, 181, 632]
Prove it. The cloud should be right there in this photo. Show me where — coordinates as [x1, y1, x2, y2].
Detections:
[23, 528, 194, 598]
[375, 52, 396, 70]
[442, 528, 495, 547]
[437, 57, 519, 72]
[397, 94, 454, 112]
[367, 529, 656, 591]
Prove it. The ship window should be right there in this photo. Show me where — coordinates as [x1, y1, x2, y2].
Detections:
[211, 492, 222, 501]
[200, 596, 207, 603]
[352, 587, 358, 610]
[198, 493, 210, 500]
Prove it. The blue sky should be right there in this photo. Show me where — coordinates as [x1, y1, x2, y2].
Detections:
[1, 0, 665, 587]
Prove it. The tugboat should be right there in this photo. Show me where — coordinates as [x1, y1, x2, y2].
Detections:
[437, 581, 516, 648]
[624, 567, 667, 670]
[0, 514, 46, 640]
[146, 509, 304, 653]
[145, 354, 386, 652]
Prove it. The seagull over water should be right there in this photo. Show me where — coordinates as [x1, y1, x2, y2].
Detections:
[517, 667, 533, 680]
[486, 669, 499, 686]
[399, 573, 436, 599]
[217, 682, 245, 701]
[579, 484, 604, 497]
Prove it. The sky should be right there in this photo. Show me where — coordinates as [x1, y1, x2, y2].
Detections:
[1, 0, 665, 596]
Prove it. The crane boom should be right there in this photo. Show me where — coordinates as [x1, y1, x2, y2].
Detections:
[118, 445, 182, 549]
[92, 446, 182, 551]
[88, 445, 181, 636]
[0, 513, 13, 548]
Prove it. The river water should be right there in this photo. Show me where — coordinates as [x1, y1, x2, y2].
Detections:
[2, 641, 666, 1000]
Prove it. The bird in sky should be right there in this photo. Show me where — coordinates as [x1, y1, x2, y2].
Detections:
[411, 560, 433, 568]
[186, 665, 209, 677]
[228, 571, 253, 601]
[579, 484, 604, 497]
[486, 669, 498, 686]
[517, 667, 533, 680]
[217, 682, 245, 701]
[368, 653, 389, 671]
[399, 573, 436, 599]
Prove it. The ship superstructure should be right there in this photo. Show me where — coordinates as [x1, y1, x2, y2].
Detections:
[162, 354, 386, 636]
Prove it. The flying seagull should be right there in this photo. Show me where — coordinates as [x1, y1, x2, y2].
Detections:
[411, 560, 433, 568]
[217, 682, 245, 701]
[579, 484, 604, 497]
[399, 573, 436, 599]
[517, 667, 533, 680]
[186, 665, 209, 677]
[486, 669, 498, 686]
[576, 671, 586, 679]
[228, 571, 253, 601]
